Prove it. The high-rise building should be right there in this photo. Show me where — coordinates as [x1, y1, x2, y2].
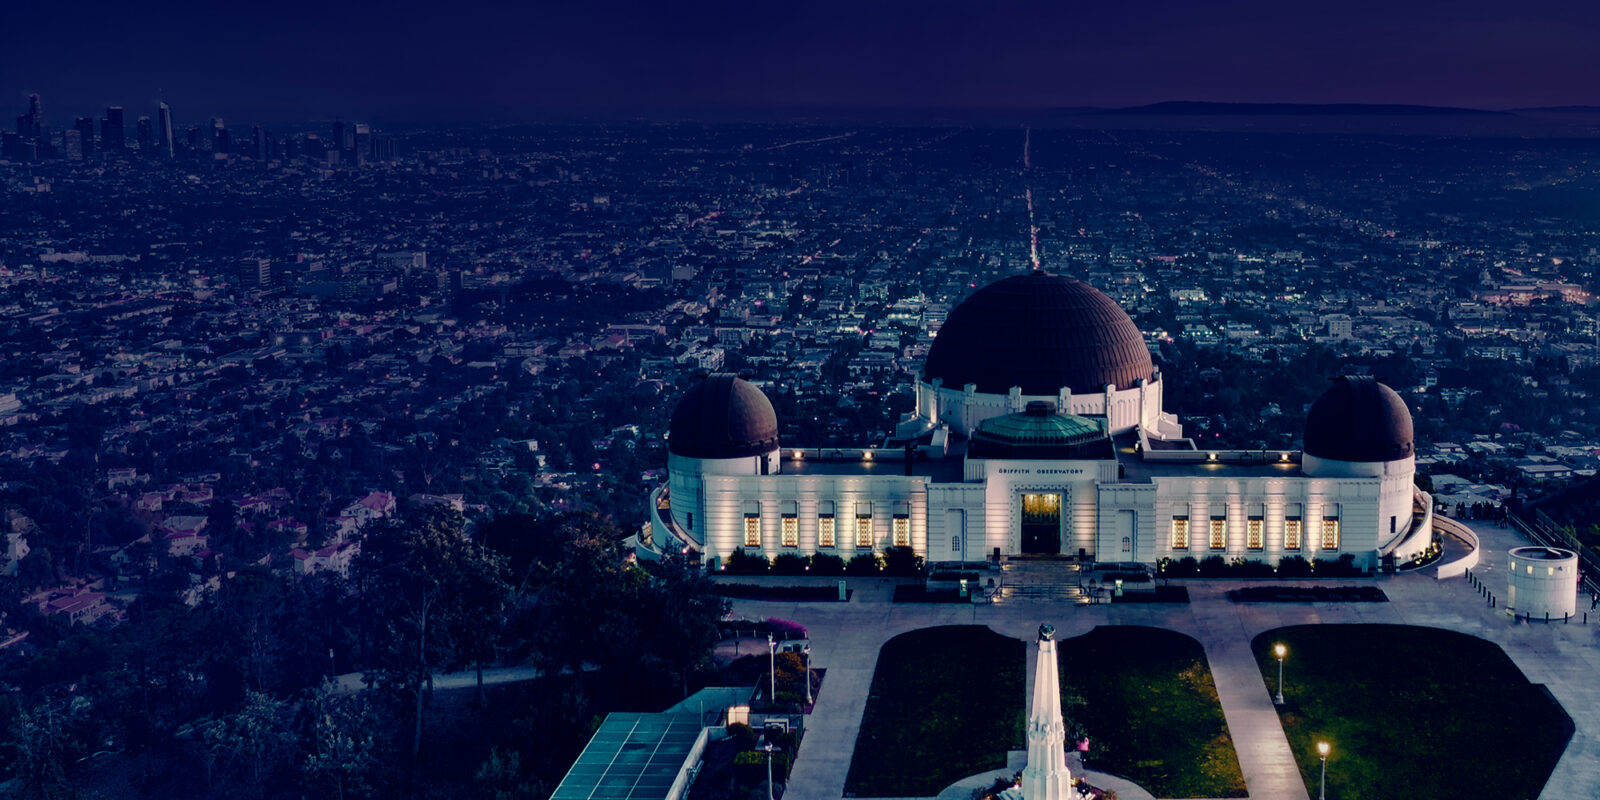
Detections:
[156, 102, 174, 158]
[186, 126, 202, 153]
[136, 116, 154, 154]
[352, 123, 372, 166]
[101, 106, 125, 153]
[240, 258, 272, 290]
[250, 124, 268, 160]
[15, 93, 43, 140]
[210, 117, 227, 154]
[75, 116, 96, 159]
[62, 129, 83, 160]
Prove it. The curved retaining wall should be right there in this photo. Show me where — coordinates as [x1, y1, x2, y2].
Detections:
[1433, 514, 1481, 580]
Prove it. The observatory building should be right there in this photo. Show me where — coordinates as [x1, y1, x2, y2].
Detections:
[645, 271, 1432, 572]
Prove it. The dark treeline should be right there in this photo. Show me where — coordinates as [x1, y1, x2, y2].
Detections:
[0, 509, 728, 800]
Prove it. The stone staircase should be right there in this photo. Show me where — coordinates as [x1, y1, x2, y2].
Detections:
[997, 557, 1085, 601]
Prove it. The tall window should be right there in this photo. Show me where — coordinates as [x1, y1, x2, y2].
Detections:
[1209, 516, 1226, 550]
[1171, 517, 1189, 550]
[1321, 518, 1341, 550]
[744, 514, 761, 547]
[817, 515, 836, 548]
[892, 515, 910, 547]
[1285, 518, 1302, 550]
[1247, 518, 1263, 550]
[781, 515, 798, 547]
[856, 516, 873, 548]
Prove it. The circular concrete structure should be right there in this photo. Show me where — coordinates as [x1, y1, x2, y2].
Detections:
[1507, 546, 1579, 620]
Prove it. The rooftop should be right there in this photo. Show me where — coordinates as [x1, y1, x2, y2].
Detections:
[549, 712, 705, 800]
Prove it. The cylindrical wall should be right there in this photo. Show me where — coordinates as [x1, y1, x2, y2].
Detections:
[1507, 546, 1578, 620]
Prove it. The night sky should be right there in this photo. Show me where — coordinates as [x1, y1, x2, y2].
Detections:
[7, 1, 1600, 122]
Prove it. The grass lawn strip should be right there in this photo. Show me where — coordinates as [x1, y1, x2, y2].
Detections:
[1253, 624, 1573, 800]
[843, 626, 1023, 796]
[1059, 626, 1247, 798]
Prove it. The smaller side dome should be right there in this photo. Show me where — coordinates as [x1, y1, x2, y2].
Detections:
[668, 373, 780, 459]
[1303, 376, 1414, 463]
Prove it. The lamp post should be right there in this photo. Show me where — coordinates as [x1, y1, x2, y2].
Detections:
[1317, 740, 1330, 800]
[767, 633, 776, 707]
[1274, 643, 1287, 705]
[803, 644, 813, 705]
[759, 740, 778, 800]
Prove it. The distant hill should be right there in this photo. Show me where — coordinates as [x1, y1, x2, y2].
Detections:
[1512, 105, 1600, 114]
[1101, 101, 1508, 116]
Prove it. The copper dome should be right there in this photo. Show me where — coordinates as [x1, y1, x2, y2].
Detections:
[1303, 376, 1414, 462]
[922, 272, 1153, 395]
[668, 373, 780, 459]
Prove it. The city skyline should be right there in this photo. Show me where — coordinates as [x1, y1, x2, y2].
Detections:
[6, 1, 1600, 122]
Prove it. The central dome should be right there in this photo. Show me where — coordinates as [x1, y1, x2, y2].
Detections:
[923, 272, 1153, 395]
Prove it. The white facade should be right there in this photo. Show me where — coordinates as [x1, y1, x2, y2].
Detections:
[649, 420, 1427, 573]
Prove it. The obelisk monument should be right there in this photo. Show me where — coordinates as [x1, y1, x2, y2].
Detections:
[1020, 623, 1073, 800]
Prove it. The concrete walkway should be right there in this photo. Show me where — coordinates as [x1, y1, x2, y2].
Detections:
[929, 751, 1158, 800]
[754, 517, 1600, 800]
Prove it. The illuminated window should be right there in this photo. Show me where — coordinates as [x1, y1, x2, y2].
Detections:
[892, 516, 910, 547]
[781, 515, 798, 547]
[1171, 517, 1189, 550]
[817, 515, 836, 548]
[1247, 518, 1263, 550]
[744, 515, 761, 547]
[1210, 517, 1226, 550]
[1321, 518, 1340, 550]
[856, 516, 873, 548]
[1285, 518, 1302, 550]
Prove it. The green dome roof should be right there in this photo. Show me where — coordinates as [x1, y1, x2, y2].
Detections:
[968, 402, 1113, 459]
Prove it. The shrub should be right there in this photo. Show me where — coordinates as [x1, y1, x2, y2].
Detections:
[1198, 555, 1230, 577]
[765, 617, 808, 638]
[846, 552, 883, 575]
[810, 552, 846, 575]
[1232, 558, 1274, 577]
[1166, 556, 1200, 577]
[883, 546, 924, 576]
[772, 553, 810, 575]
[726, 550, 770, 574]
[727, 722, 758, 749]
[1277, 555, 1313, 577]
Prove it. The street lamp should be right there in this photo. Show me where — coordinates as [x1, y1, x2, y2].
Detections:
[802, 644, 813, 705]
[767, 633, 777, 707]
[1274, 643, 1287, 705]
[759, 739, 779, 800]
[1317, 740, 1330, 800]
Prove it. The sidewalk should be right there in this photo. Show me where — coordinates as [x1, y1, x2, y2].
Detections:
[741, 517, 1600, 800]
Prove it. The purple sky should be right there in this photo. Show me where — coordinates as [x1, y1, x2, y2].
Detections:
[7, 1, 1600, 122]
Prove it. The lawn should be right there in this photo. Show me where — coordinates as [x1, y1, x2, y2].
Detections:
[1059, 626, 1247, 798]
[843, 626, 1024, 796]
[1254, 624, 1573, 800]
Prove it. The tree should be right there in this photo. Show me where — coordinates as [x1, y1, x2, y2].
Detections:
[636, 554, 730, 698]
[354, 508, 510, 763]
[6, 701, 78, 800]
[302, 689, 385, 800]
[200, 691, 296, 798]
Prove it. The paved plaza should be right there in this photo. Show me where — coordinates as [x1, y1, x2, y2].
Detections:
[738, 519, 1600, 800]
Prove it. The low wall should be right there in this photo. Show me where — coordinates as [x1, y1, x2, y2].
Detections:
[1433, 515, 1481, 580]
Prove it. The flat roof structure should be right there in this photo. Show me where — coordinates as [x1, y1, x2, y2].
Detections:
[549, 712, 708, 800]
